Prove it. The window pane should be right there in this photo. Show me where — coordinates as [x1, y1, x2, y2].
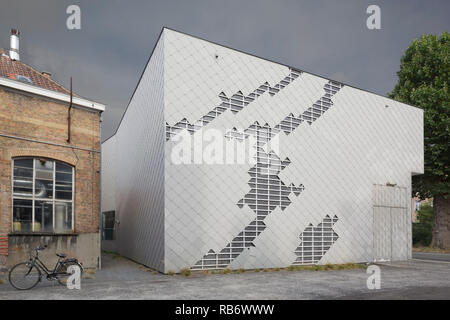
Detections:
[55, 162, 73, 200]
[34, 159, 53, 171]
[34, 179, 53, 199]
[35, 169, 53, 180]
[102, 211, 115, 240]
[13, 199, 32, 232]
[56, 162, 72, 173]
[54, 202, 72, 233]
[13, 177, 33, 197]
[13, 166, 33, 179]
[14, 159, 33, 169]
[56, 172, 72, 182]
[34, 200, 53, 232]
[55, 182, 72, 200]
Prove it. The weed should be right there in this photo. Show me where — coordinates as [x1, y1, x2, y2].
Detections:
[180, 268, 191, 277]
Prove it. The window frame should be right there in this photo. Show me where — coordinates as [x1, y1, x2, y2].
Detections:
[102, 210, 115, 240]
[11, 157, 75, 233]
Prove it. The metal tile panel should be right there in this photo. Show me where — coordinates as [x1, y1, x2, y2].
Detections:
[113, 32, 165, 271]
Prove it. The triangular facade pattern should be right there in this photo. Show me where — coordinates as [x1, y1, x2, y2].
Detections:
[293, 215, 339, 265]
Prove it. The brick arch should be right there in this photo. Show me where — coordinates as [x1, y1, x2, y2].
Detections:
[8, 149, 78, 167]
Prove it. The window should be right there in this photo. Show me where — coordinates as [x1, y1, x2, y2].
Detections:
[12, 158, 74, 233]
[102, 211, 115, 240]
[415, 200, 421, 211]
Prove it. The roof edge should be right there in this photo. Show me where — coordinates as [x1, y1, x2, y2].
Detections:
[162, 27, 423, 111]
[0, 76, 105, 112]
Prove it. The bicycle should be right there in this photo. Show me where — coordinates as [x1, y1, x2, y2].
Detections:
[8, 245, 83, 290]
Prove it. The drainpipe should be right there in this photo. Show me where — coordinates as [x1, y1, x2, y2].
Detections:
[67, 77, 72, 143]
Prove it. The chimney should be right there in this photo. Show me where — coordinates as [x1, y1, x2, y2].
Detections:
[9, 29, 20, 61]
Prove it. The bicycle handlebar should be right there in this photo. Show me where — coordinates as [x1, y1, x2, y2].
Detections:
[35, 245, 47, 253]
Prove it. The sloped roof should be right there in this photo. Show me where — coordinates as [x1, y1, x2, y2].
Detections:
[0, 52, 70, 94]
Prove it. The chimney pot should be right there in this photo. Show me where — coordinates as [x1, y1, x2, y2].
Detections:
[9, 28, 20, 61]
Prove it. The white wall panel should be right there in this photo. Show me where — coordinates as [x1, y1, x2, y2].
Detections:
[113, 33, 166, 271]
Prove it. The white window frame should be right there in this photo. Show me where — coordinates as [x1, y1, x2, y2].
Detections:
[11, 157, 75, 233]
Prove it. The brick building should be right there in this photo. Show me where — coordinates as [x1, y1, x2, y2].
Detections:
[0, 29, 105, 269]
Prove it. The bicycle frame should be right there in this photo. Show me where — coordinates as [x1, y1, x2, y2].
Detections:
[28, 249, 82, 278]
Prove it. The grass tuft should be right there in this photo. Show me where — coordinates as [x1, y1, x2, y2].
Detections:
[167, 270, 175, 276]
[221, 268, 232, 274]
[180, 268, 191, 277]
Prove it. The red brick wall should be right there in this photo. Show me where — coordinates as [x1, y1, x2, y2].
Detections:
[0, 86, 101, 262]
[0, 236, 7, 256]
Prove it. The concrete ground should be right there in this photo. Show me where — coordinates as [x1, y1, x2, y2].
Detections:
[0, 252, 450, 299]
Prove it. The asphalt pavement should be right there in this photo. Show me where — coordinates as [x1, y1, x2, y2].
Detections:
[1, 253, 450, 299]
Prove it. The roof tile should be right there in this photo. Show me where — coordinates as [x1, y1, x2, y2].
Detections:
[0, 53, 71, 94]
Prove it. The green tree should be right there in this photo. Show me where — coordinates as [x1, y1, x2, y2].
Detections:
[412, 203, 434, 246]
[389, 32, 449, 248]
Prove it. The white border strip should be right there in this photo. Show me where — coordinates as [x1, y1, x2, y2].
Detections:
[0, 76, 105, 112]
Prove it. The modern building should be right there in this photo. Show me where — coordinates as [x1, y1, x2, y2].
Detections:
[0, 29, 105, 269]
[101, 28, 423, 273]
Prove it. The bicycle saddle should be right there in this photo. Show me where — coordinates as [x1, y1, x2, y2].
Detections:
[56, 253, 67, 258]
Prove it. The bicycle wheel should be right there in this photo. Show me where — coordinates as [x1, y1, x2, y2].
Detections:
[9, 262, 41, 290]
[56, 262, 83, 286]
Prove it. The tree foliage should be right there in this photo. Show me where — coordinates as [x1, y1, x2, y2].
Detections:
[412, 203, 434, 246]
[389, 32, 449, 199]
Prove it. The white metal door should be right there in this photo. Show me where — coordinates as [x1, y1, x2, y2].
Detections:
[373, 185, 408, 261]
[374, 206, 391, 261]
[391, 207, 408, 260]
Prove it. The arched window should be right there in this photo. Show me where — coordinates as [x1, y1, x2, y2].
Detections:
[12, 158, 74, 233]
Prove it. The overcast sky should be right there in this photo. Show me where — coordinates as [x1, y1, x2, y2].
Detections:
[0, 0, 448, 140]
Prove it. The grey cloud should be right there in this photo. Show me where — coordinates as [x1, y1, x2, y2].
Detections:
[0, 0, 448, 140]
